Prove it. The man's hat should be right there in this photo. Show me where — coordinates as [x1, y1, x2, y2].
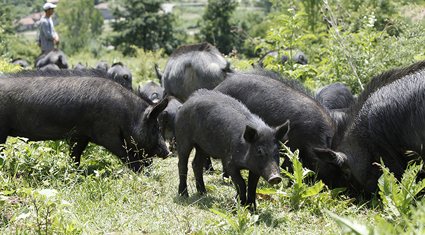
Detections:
[43, 3, 57, 10]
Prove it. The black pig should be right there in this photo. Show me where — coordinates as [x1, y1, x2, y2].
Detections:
[39, 63, 61, 71]
[139, 81, 164, 104]
[314, 61, 425, 195]
[0, 69, 169, 172]
[158, 97, 182, 152]
[73, 62, 87, 70]
[314, 82, 355, 110]
[12, 58, 29, 68]
[313, 82, 356, 147]
[35, 48, 69, 69]
[258, 50, 308, 68]
[176, 89, 288, 209]
[94, 60, 110, 72]
[214, 71, 346, 188]
[155, 42, 233, 102]
[107, 62, 133, 91]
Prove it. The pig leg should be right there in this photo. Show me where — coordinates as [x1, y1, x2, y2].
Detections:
[227, 168, 247, 205]
[95, 136, 142, 172]
[0, 132, 7, 152]
[204, 156, 215, 173]
[280, 154, 294, 173]
[124, 146, 143, 173]
[69, 137, 90, 166]
[192, 146, 208, 194]
[0, 129, 7, 143]
[178, 142, 193, 197]
[247, 172, 260, 211]
[222, 164, 230, 180]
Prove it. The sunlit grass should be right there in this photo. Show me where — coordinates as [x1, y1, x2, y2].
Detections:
[0, 137, 381, 234]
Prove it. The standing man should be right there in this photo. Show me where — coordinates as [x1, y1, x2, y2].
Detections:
[37, 3, 59, 52]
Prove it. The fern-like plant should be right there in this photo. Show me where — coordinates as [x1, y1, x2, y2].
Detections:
[326, 160, 425, 234]
[279, 144, 325, 208]
[377, 160, 425, 217]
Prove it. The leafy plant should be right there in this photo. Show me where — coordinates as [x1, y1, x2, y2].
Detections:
[279, 144, 325, 208]
[55, 0, 104, 56]
[0, 59, 22, 74]
[325, 160, 425, 234]
[9, 188, 75, 235]
[257, 8, 318, 82]
[321, 1, 363, 91]
[210, 204, 259, 234]
[377, 160, 425, 217]
[111, 0, 186, 56]
[130, 45, 169, 86]
[326, 210, 377, 235]
[196, 0, 238, 54]
[256, 144, 325, 209]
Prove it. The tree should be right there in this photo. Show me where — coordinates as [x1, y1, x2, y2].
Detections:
[55, 0, 104, 55]
[0, 2, 15, 36]
[195, 0, 238, 55]
[111, 0, 186, 56]
[0, 2, 16, 57]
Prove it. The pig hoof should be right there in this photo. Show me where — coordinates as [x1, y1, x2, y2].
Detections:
[247, 204, 257, 212]
[179, 189, 189, 197]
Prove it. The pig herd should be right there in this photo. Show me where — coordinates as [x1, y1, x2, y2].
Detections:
[3, 42, 425, 209]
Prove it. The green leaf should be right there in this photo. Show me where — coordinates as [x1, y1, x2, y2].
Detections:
[326, 210, 371, 235]
[281, 169, 295, 180]
[209, 208, 238, 231]
[2, 190, 15, 196]
[0, 195, 8, 206]
[36, 189, 58, 199]
[331, 188, 347, 197]
[256, 188, 277, 194]
[11, 209, 32, 222]
[302, 181, 324, 198]
[19, 187, 34, 197]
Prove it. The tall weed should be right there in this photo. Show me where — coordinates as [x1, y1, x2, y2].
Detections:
[326, 160, 425, 234]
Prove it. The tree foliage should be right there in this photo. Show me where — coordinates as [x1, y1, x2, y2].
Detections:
[1, 0, 45, 18]
[0, 2, 15, 36]
[55, 0, 104, 56]
[0, 1, 40, 63]
[195, 0, 238, 54]
[111, 0, 186, 56]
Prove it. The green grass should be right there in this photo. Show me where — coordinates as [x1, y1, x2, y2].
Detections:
[4, 3, 425, 232]
[0, 137, 388, 234]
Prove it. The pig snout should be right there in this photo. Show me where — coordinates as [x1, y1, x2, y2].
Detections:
[155, 148, 170, 159]
[264, 161, 282, 185]
[267, 174, 282, 185]
[156, 144, 171, 159]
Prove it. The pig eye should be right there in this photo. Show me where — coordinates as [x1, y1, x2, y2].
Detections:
[257, 148, 265, 157]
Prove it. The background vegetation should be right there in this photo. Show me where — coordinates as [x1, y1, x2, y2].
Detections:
[1, 0, 425, 234]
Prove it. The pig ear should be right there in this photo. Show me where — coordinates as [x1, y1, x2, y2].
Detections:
[275, 120, 290, 142]
[147, 98, 168, 120]
[155, 64, 163, 84]
[162, 111, 169, 122]
[313, 148, 345, 167]
[243, 125, 259, 143]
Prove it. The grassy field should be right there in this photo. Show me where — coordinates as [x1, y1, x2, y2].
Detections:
[2, 52, 425, 234]
[4, 2, 425, 233]
[0, 137, 384, 234]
